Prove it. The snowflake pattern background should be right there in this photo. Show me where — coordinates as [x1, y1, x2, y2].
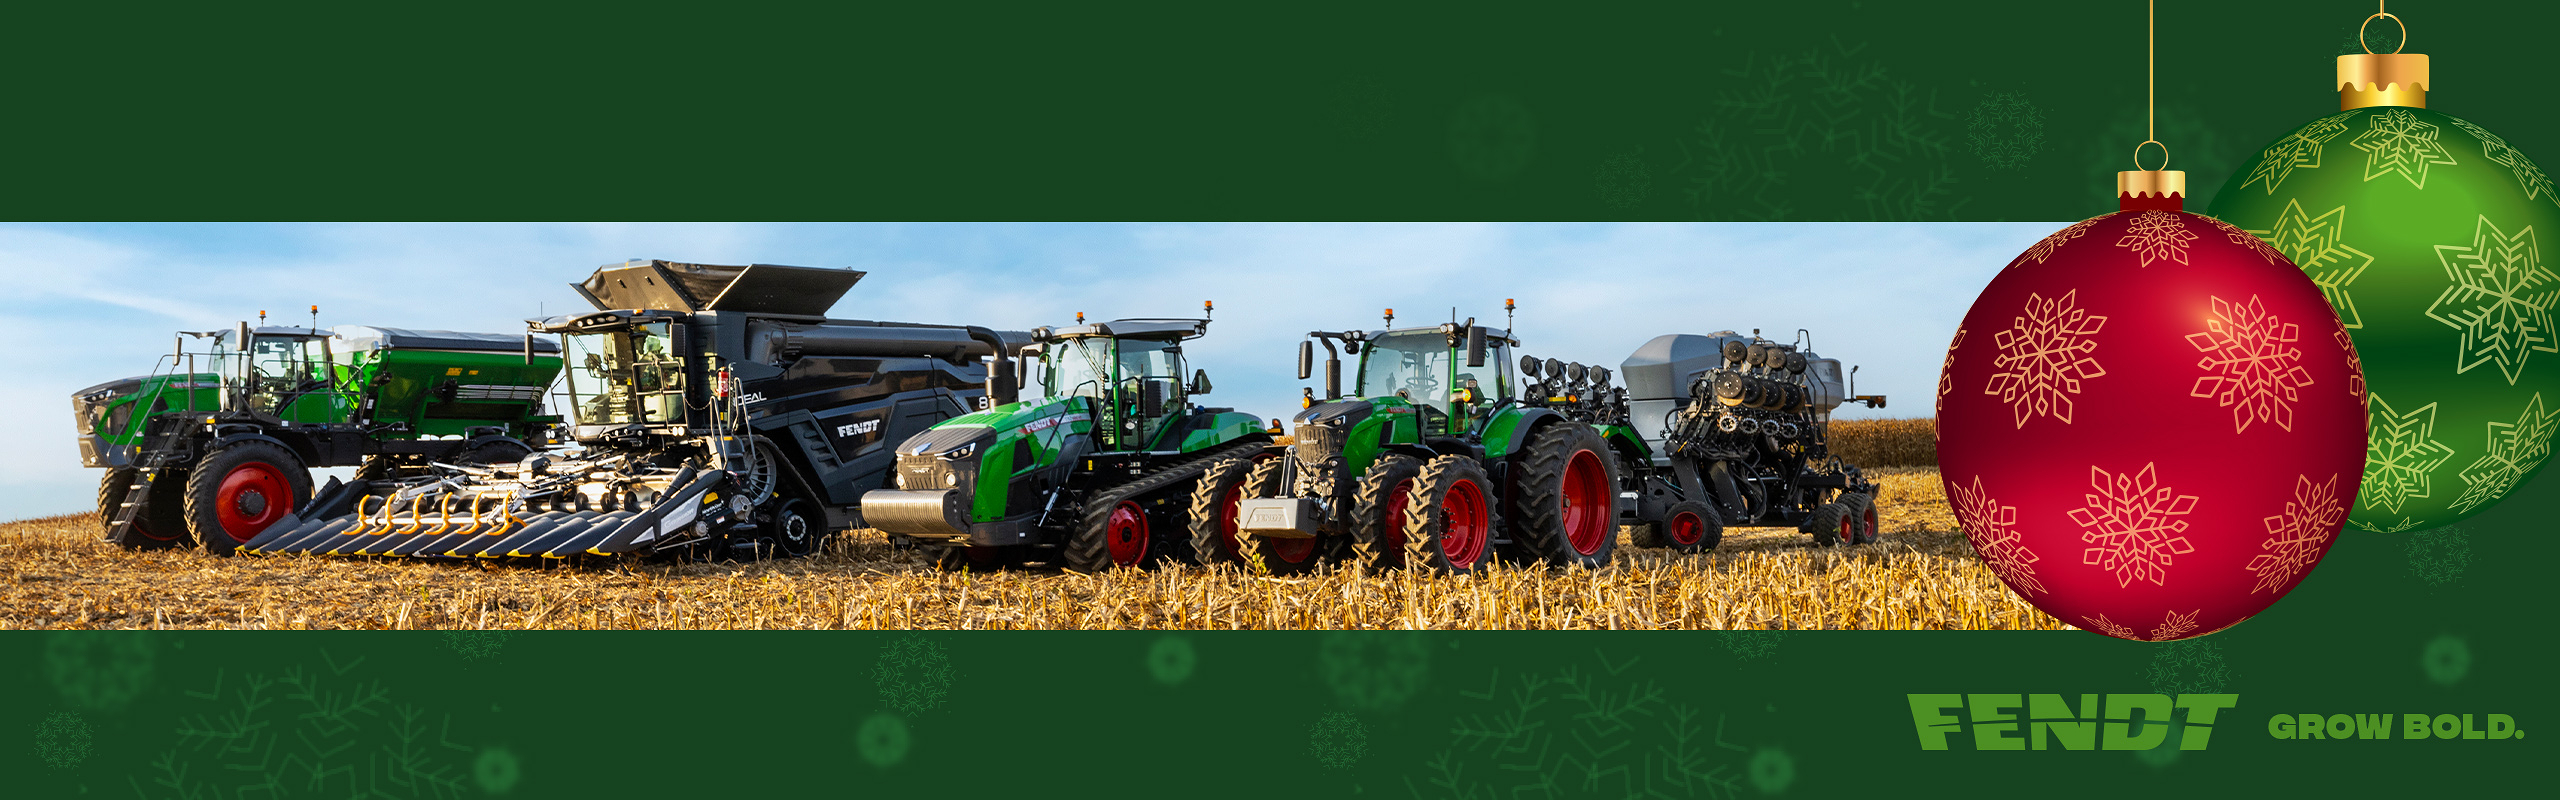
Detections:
[1591, 146, 1652, 210]
[2069, 463, 2199, 589]
[2353, 109, 2459, 189]
[2115, 210, 2198, 267]
[2427, 214, 2558, 385]
[1676, 38, 1962, 221]
[874, 636, 955, 716]
[1318, 633, 1430, 711]
[2360, 392, 2457, 516]
[1964, 91, 2044, 171]
[1307, 711, 1369, 771]
[2450, 393, 2559, 514]
[1950, 475, 2041, 595]
[136, 651, 475, 800]
[2146, 639, 2233, 694]
[2185, 294, 2314, 434]
[2405, 525, 2471, 589]
[2245, 474, 2346, 595]
[1411, 651, 1750, 800]
[1720, 630, 1785, 661]
[34, 710, 92, 770]
[2248, 199, 2371, 328]
[1985, 290, 2107, 427]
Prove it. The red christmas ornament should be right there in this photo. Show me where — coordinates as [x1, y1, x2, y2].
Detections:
[1936, 165, 2367, 641]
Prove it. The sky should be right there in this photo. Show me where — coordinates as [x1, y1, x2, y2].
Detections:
[0, 222, 2053, 520]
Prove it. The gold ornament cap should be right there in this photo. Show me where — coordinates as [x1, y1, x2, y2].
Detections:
[2117, 169, 2184, 211]
[2339, 53, 2428, 109]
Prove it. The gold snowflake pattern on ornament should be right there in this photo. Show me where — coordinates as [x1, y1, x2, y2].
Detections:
[2451, 393, 2559, 514]
[2337, 322, 2365, 403]
[2082, 614, 2137, 639]
[1950, 475, 2040, 595]
[2151, 609, 2201, 641]
[2069, 462, 2199, 589]
[2186, 295, 2315, 434]
[2363, 392, 2457, 516]
[1985, 291, 2107, 428]
[2247, 474, 2346, 594]
[1936, 329, 1966, 416]
[2239, 111, 2355, 195]
[2352, 109, 2459, 189]
[2427, 215, 2559, 385]
[2350, 517, 2426, 533]
[2204, 215, 2285, 264]
[2012, 214, 2109, 268]
[2247, 200, 2373, 328]
[2115, 210, 2197, 267]
[2449, 116, 2557, 207]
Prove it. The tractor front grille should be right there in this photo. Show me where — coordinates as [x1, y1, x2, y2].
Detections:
[896, 452, 956, 491]
[1294, 421, 1343, 464]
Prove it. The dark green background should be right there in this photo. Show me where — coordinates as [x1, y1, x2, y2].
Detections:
[4, 2, 2549, 797]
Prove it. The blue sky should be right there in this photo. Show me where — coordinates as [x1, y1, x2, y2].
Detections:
[0, 222, 2054, 519]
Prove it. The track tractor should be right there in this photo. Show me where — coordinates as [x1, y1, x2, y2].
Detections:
[861, 308, 1270, 572]
[1615, 330, 1888, 550]
[1225, 307, 1651, 575]
[241, 260, 1029, 562]
[77, 314, 563, 554]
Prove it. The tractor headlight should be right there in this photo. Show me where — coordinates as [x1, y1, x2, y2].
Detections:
[937, 441, 977, 461]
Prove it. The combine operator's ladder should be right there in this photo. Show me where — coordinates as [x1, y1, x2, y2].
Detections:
[99, 451, 179, 543]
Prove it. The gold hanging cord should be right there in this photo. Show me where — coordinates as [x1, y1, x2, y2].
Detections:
[2134, 0, 2167, 171]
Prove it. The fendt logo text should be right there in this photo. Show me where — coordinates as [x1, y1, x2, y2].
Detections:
[1908, 694, 2238, 751]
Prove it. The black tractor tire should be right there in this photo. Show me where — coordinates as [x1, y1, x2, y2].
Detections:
[768, 497, 824, 558]
[1807, 502, 1855, 547]
[1185, 456, 1261, 566]
[184, 442, 312, 556]
[1841, 492, 1881, 544]
[1239, 456, 1325, 575]
[1510, 423, 1621, 569]
[1349, 455, 1425, 570]
[1399, 455, 1499, 575]
[1658, 500, 1725, 554]
[99, 467, 194, 550]
[1068, 486, 1155, 573]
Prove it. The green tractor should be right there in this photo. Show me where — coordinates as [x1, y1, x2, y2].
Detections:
[1225, 307, 1651, 574]
[861, 309, 1271, 572]
[75, 314, 563, 554]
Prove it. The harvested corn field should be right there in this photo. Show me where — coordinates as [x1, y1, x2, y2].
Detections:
[0, 468, 2062, 631]
[1827, 417, 1937, 468]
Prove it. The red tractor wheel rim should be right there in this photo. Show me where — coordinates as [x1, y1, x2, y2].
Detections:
[215, 462, 293, 542]
[1669, 510, 1703, 546]
[1105, 501, 1149, 567]
[1838, 512, 1856, 545]
[1216, 483, 1246, 560]
[1863, 506, 1879, 540]
[1440, 479, 1489, 567]
[1384, 479, 1413, 554]
[1559, 449, 1610, 555]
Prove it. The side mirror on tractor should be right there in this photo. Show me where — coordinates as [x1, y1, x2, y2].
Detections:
[1297, 340, 1314, 380]
[1189, 369, 1213, 396]
[1466, 325, 1487, 368]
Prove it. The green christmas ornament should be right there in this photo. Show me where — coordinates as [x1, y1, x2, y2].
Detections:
[2209, 14, 2560, 533]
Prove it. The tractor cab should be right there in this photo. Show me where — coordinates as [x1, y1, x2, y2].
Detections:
[1351, 326, 1516, 436]
[235, 326, 345, 422]
[1032, 318, 1211, 452]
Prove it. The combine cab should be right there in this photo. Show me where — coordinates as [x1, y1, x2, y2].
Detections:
[78, 317, 562, 553]
[861, 310, 1269, 572]
[242, 260, 1028, 561]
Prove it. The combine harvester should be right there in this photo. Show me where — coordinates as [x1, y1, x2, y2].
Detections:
[243, 260, 1027, 561]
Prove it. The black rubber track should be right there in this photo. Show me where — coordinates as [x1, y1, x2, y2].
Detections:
[1065, 440, 1264, 573]
[1509, 423, 1620, 569]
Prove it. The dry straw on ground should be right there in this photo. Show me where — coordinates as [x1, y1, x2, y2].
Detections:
[0, 468, 2057, 631]
[1828, 418, 1937, 468]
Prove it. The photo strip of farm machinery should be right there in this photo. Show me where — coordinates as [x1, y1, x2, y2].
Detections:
[238, 260, 1029, 561]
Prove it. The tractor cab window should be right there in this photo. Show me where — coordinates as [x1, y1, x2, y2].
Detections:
[1046, 338, 1113, 400]
[245, 336, 329, 416]
[1115, 338, 1184, 401]
[1357, 331, 1454, 409]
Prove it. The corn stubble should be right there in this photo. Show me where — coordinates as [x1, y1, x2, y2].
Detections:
[0, 468, 2059, 631]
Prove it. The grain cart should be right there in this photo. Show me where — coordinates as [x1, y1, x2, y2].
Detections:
[242, 260, 1029, 561]
[79, 318, 562, 554]
[860, 312, 1270, 572]
[1615, 330, 1887, 550]
[1226, 308, 1650, 575]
